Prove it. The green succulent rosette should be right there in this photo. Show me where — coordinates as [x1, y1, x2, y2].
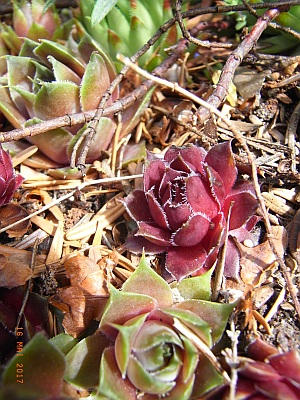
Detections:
[0, 27, 119, 164]
[79, 0, 181, 70]
[63, 256, 235, 399]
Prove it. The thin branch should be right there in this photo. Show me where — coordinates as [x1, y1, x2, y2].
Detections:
[196, 7, 285, 122]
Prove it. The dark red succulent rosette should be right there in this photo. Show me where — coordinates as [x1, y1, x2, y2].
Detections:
[123, 141, 258, 281]
[0, 146, 24, 207]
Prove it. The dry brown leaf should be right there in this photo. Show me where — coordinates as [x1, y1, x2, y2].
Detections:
[52, 253, 111, 337]
[235, 226, 288, 287]
[0, 203, 31, 238]
[0, 247, 33, 287]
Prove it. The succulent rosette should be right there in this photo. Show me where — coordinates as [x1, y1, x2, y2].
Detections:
[212, 338, 300, 400]
[92, 256, 234, 399]
[123, 141, 258, 281]
[0, 29, 118, 164]
[79, 0, 180, 70]
[0, 145, 23, 206]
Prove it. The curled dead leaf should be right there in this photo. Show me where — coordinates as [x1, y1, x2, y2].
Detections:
[235, 226, 288, 287]
[50, 253, 112, 337]
[0, 203, 31, 238]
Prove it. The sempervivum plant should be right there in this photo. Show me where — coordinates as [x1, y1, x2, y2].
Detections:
[0, 0, 69, 59]
[123, 141, 258, 281]
[213, 338, 300, 399]
[79, 0, 180, 70]
[0, 145, 23, 206]
[0, 28, 118, 164]
[63, 256, 235, 399]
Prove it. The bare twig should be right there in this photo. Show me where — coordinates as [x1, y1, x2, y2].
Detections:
[197, 7, 285, 122]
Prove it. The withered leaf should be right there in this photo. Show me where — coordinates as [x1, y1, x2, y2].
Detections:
[235, 226, 288, 287]
[52, 253, 111, 337]
[0, 248, 33, 288]
[0, 203, 31, 238]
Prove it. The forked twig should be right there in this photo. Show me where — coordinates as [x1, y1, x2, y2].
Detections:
[196, 7, 286, 121]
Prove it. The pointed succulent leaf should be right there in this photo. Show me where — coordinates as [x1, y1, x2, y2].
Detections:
[240, 361, 281, 381]
[0, 87, 27, 128]
[192, 353, 225, 398]
[7, 56, 36, 113]
[223, 181, 258, 230]
[122, 254, 173, 308]
[98, 347, 136, 400]
[113, 313, 148, 377]
[166, 245, 208, 282]
[205, 140, 237, 195]
[269, 351, 300, 383]
[80, 52, 111, 111]
[27, 21, 52, 41]
[34, 81, 80, 120]
[1, 333, 65, 399]
[254, 380, 300, 400]
[121, 140, 146, 167]
[49, 55, 81, 84]
[34, 39, 85, 76]
[173, 299, 236, 344]
[11, 85, 36, 117]
[164, 307, 212, 347]
[99, 285, 157, 340]
[175, 269, 213, 301]
[47, 166, 85, 180]
[91, 0, 119, 25]
[0, 24, 23, 55]
[65, 332, 110, 389]
[12, 1, 31, 37]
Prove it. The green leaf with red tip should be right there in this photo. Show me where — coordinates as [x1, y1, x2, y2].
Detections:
[34, 81, 80, 119]
[34, 39, 85, 76]
[173, 299, 236, 344]
[99, 285, 157, 340]
[98, 347, 136, 400]
[121, 140, 146, 168]
[113, 313, 148, 377]
[80, 52, 111, 111]
[1, 333, 65, 399]
[65, 332, 110, 389]
[49, 55, 81, 84]
[122, 254, 173, 308]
